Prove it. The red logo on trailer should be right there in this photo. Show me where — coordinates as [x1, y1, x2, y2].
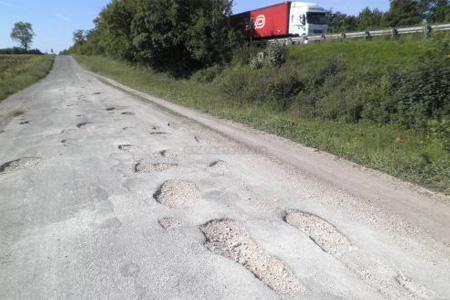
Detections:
[255, 15, 266, 29]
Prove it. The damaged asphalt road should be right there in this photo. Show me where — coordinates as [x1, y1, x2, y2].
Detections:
[0, 56, 449, 300]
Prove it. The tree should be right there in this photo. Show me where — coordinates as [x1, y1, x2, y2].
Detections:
[422, 0, 450, 23]
[95, 0, 138, 60]
[10, 22, 35, 51]
[386, 0, 424, 27]
[73, 29, 86, 45]
[326, 10, 358, 33]
[130, 0, 238, 75]
[68, 0, 238, 75]
[357, 7, 387, 30]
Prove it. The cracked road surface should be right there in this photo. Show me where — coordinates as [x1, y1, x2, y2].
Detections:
[1, 56, 449, 300]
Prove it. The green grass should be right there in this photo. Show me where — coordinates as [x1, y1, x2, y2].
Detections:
[289, 38, 442, 71]
[0, 55, 55, 100]
[74, 40, 450, 195]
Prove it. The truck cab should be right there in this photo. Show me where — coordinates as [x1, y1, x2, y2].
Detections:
[288, 2, 328, 37]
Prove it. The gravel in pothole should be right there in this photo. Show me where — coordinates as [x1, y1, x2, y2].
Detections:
[285, 210, 351, 256]
[199, 219, 305, 294]
[154, 180, 197, 208]
[158, 217, 182, 230]
[118, 144, 140, 152]
[0, 157, 41, 174]
[77, 122, 93, 129]
[160, 149, 179, 158]
[209, 160, 228, 169]
[135, 162, 178, 173]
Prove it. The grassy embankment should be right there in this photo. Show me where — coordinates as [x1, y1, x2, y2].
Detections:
[0, 55, 54, 101]
[74, 37, 450, 194]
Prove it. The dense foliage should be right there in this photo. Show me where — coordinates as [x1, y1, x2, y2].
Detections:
[70, 0, 239, 76]
[0, 48, 42, 55]
[328, 0, 450, 33]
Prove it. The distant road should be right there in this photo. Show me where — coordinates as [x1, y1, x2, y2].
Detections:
[0, 56, 449, 299]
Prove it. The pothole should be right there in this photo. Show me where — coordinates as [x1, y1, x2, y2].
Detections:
[167, 122, 182, 129]
[77, 122, 92, 129]
[61, 128, 76, 133]
[396, 275, 432, 299]
[135, 162, 178, 173]
[122, 112, 135, 116]
[153, 180, 197, 208]
[106, 107, 116, 111]
[0, 157, 41, 174]
[160, 149, 179, 158]
[285, 210, 351, 256]
[150, 132, 169, 135]
[10, 110, 25, 118]
[159, 217, 182, 230]
[20, 121, 30, 125]
[199, 219, 305, 294]
[209, 160, 228, 169]
[92, 92, 102, 95]
[118, 144, 139, 152]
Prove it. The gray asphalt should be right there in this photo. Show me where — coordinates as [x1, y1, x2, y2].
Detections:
[0, 56, 449, 300]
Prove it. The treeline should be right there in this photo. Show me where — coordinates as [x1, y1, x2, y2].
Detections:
[69, 0, 240, 76]
[328, 0, 450, 33]
[70, 0, 450, 75]
[0, 47, 43, 55]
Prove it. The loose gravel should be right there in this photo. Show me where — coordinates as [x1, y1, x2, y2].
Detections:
[158, 217, 182, 230]
[160, 150, 179, 158]
[285, 210, 351, 256]
[199, 219, 306, 294]
[154, 180, 197, 208]
[209, 160, 228, 169]
[118, 144, 139, 152]
[0, 157, 41, 175]
[135, 162, 178, 173]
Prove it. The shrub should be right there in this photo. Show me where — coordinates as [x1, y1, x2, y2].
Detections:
[232, 44, 264, 66]
[249, 55, 263, 70]
[267, 41, 287, 68]
[393, 59, 450, 130]
[216, 65, 252, 101]
[0, 47, 42, 55]
[429, 119, 450, 153]
[191, 64, 224, 83]
[268, 66, 303, 110]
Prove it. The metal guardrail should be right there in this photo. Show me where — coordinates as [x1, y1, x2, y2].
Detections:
[283, 23, 450, 44]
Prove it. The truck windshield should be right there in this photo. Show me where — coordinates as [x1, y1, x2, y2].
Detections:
[307, 13, 327, 25]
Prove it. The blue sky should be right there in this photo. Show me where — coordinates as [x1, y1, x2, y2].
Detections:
[0, 0, 390, 53]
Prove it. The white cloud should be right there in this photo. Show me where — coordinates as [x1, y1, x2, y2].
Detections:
[55, 13, 71, 22]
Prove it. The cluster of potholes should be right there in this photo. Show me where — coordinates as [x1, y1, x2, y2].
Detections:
[114, 125, 433, 298]
[115, 140, 314, 294]
[0, 105, 431, 298]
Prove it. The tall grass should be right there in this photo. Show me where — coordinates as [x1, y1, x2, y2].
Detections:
[0, 55, 54, 101]
[74, 36, 450, 194]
